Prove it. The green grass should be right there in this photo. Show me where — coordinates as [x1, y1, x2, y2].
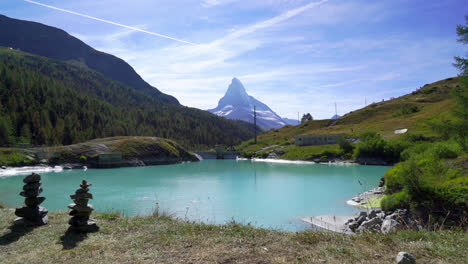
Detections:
[0, 208, 467, 264]
[0, 149, 37, 166]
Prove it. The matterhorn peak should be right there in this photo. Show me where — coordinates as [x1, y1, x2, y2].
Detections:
[208, 78, 287, 130]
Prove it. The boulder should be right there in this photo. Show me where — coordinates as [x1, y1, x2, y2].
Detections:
[396, 252, 416, 264]
[381, 219, 399, 233]
[368, 208, 381, 219]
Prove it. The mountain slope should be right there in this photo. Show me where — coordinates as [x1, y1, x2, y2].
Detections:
[237, 77, 461, 152]
[0, 14, 177, 104]
[0, 47, 255, 147]
[209, 78, 286, 130]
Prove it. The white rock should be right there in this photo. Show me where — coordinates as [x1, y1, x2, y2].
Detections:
[381, 219, 399, 233]
[396, 252, 416, 264]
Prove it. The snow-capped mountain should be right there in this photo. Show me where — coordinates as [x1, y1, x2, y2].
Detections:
[208, 78, 287, 130]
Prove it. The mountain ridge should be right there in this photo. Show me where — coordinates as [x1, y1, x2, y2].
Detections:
[0, 14, 178, 104]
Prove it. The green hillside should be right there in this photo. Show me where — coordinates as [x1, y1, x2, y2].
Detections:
[0, 14, 177, 104]
[0, 47, 255, 148]
[238, 77, 460, 155]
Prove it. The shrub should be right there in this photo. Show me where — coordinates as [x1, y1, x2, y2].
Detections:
[430, 141, 462, 159]
[337, 136, 353, 154]
[80, 155, 87, 163]
[355, 132, 409, 163]
[381, 191, 410, 211]
[392, 105, 419, 117]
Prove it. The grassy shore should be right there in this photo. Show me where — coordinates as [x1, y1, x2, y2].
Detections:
[1, 208, 466, 264]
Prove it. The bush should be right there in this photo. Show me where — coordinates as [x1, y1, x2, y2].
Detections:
[392, 105, 419, 117]
[431, 142, 462, 159]
[355, 132, 408, 163]
[384, 148, 466, 222]
[337, 136, 353, 154]
[381, 191, 410, 211]
[80, 155, 87, 163]
[240, 151, 253, 159]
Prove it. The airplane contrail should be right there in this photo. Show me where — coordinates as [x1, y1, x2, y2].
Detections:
[23, 0, 199, 46]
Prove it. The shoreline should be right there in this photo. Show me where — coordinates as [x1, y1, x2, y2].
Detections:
[238, 157, 358, 165]
[0, 165, 65, 177]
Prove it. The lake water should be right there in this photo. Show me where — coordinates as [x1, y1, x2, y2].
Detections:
[0, 160, 390, 231]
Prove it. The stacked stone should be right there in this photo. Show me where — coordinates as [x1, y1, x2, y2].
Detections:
[68, 180, 99, 232]
[14, 173, 48, 226]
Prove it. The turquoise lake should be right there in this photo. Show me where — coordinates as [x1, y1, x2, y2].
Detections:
[0, 160, 390, 231]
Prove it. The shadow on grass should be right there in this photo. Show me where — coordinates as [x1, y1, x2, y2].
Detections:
[0, 224, 35, 246]
[60, 227, 96, 249]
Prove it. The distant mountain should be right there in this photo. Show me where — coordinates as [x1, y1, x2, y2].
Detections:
[331, 114, 341, 119]
[282, 117, 300, 126]
[208, 78, 287, 130]
[0, 14, 177, 104]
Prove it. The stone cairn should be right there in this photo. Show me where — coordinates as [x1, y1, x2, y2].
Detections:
[67, 180, 99, 232]
[14, 173, 48, 226]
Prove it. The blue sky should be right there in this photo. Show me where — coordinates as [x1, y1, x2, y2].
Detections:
[2, 0, 467, 119]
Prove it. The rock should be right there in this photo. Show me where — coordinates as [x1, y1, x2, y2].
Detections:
[368, 209, 381, 219]
[356, 215, 366, 225]
[70, 192, 93, 200]
[359, 217, 382, 231]
[376, 212, 386, 219]
[396, 252, 416, 264]
[1, 165, 7, 169]
[15, 206, 48, 218]
[70, 221, 99, 232]
[23, 181, 41, 190]
[381, 219, 399, 233]
[23, 173, 41, 183]
[67, 180, 99, 233]
[80, 180, 92, 188]
[68, 203, 94, 212]
[20, 188, 43, 198]
[14, 173, 48, 226]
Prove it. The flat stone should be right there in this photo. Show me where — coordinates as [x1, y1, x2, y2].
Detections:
[73, 199, 90, 206]
[69, 216, 90, 226]
[70, 192, 93, 200]
[396, 252, 416, 264]
[70, 221, 99, 233]
[20, 188, 43, 198]
[80, 180, 92, 188]
[15, 206, 48, 218]
[23, 181, 41, 190]
[68, 203, 94, 212]
[69, 209, 92, 217]
[13, 215, 48, 226]
[23, 173, 41, 183]
[75, 188, 89, 194]
[24, 197, 46, 207]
